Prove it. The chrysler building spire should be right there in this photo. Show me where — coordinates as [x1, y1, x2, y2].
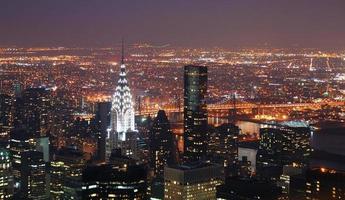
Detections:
[110, 40, 135, 141]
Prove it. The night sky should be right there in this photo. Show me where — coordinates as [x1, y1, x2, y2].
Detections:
[1, 0, 345, 48]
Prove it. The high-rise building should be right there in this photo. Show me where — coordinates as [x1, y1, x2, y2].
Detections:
[0, 94, 13, 142]
[258, 125, 311, 167]
[10, 128, 37, 191]
[0, 148, 13, 199]
[164, 163, 223, 200]
[50, 147, 86, 200]
[10, 128, 50, 198]
[107, 41, 137, 159]
[19, 150, 49, 200]
[290, 168, 345, 200]
[149, 110, 175, 177]
[14, 88, 52, 138]
[208, 123, 239, 167]
[82, 160, 147, 199]
[183, 65, 208, 162]
[95, 102, 111, 162]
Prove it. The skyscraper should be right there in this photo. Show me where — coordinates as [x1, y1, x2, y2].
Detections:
[149, 110, 175, 177]
[20, 151, 49, 199]
[183, 65, 208, 162]
[95, 102, 111, 162]
[0, 148, 13, 199]
[50, 147, 86, 200]
[108, 41, 137, 159]
[0, 94, 13, 142]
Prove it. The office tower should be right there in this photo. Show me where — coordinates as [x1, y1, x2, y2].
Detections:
[94, 102, 111, 162]
[10, 127, 50, 199]
[0, 148, 13, 199]
[277, 165, 303, 195]
[149, 110, 174, 177]
[20, 150, 49, 200]
[82, 160, 147, 199]
[290, 168, 345, 200]
[258, 125, 311, 167]
[15, 88, 52, 138]
[164, 163, 223, 200]
[50, 147, 86, 200]
[0, 94, 13, 142]
[108, 41, 137, 159]
[183, 65, 208, 162]
[288, 148, 345, 199]
[208, 123, 239, 167]
[10, 128, 37, 190]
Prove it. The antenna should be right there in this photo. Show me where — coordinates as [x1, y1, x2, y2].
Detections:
[121, 38, 125, 65]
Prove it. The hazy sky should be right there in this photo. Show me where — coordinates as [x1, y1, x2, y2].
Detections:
[1, 0, 345, 48]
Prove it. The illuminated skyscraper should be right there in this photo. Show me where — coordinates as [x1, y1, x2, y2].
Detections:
[0, 94, 13, 142]
[183, 65, 208, 162]
[20, 151, 49, 199]
[107, 41, 137, 159]
[50, 147, 86, 200]
[0, 148, 13, 199]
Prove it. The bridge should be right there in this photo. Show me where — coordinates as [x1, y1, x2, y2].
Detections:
[136, 101, 345, 116]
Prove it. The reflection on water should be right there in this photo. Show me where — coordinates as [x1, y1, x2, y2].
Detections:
[208, 117, 262, 137]
[236, 121, 261, 136]
[175, 117, 264, 153]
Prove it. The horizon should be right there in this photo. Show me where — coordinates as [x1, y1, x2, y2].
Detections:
[1, 0, 345, 48]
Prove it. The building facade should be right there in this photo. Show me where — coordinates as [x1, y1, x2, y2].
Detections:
[82, 162, 147, 199]
[183, 65, 208, 162]
[164, 163, 223, 200]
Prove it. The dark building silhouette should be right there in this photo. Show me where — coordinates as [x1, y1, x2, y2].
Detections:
[290, 168, 345, 200]
[82, 161, 147, 199]
[183, 65, 208, 162]
[94, 102, 111, 162]
[217, 177, 282, 200]
[14, 88, 52, 138]
[149, 110, 175, 177]
[0, 94, 13, 142]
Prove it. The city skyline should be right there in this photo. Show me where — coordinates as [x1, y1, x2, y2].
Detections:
[1, 1, 345, 199]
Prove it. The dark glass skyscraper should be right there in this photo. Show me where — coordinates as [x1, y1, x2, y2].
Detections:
[183, 65, 208, 162]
